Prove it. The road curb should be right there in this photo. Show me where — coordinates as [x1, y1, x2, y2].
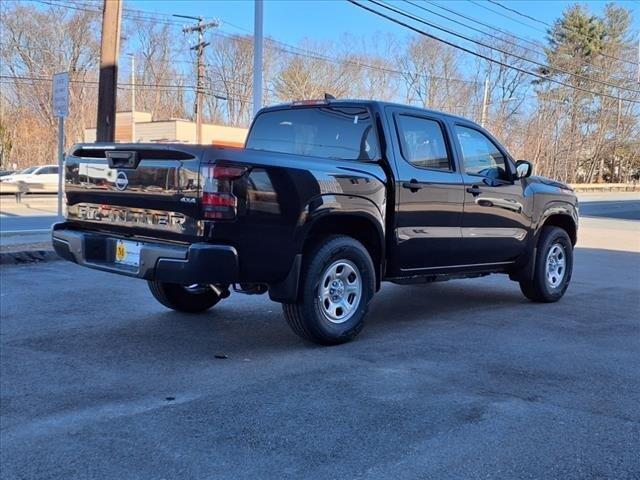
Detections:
[0, 249, 60, 265]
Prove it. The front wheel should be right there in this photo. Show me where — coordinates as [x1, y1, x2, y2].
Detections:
[282, 235, 376, 345]
[519, 226, 573, 302]
[148, 282, 223, 313]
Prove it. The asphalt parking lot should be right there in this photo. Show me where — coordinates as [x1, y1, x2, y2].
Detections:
[1, 198, 639, 479]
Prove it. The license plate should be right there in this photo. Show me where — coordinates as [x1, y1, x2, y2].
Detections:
[115, 240, 141, 268]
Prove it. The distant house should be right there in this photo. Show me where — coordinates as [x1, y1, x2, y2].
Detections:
[84, 111, 248, 147]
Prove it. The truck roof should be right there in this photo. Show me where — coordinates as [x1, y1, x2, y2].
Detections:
[258, 99, 473, 124]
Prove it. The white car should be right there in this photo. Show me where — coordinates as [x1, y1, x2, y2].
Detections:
[1, 166, 36, 182]
[1, 165, 60, 192]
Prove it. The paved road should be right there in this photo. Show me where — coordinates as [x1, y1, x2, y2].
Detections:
[2, 234, 639, 478]
[0, 194, 57, 217]
[0, 193, 58, 245]
[579, 199, 640, 221]
[0, 215, 57, 232]
[0, 215, 57, 248]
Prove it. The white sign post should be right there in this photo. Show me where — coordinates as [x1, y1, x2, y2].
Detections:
[52, 72, 69, 219]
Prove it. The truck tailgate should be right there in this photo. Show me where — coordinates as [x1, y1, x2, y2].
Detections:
[65, 144, 204, 241]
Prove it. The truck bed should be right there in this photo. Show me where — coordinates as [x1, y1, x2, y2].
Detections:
[62, 142, 387, 284]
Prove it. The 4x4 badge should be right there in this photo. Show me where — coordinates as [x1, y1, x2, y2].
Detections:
[115, 171, 128, 191]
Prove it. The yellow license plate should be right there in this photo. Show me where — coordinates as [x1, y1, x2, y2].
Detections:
[115, 243, 126, 262]
[114, 240, 141, 267]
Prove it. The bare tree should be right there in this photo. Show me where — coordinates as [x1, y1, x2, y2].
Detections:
[397, 36, 474, 115]
[205, 34, 255, 127]
[130, 20, 188, 120]
[0, 1, 100, 166]
[272, 39, 358, 103]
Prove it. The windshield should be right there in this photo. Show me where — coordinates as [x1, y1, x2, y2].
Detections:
[19, 167, 37, 174]
[246, 106, 380, 161]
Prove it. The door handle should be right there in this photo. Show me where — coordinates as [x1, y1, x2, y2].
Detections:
[402, 179, 424, 192]
[466, 185, 482, 196]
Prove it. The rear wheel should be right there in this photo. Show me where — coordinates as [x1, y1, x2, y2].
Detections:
[519, 226, 573, 302]
[148, 282, 223, 313]
[282, 235, 375, 345]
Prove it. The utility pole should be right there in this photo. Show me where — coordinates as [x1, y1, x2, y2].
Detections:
[637, 38, 639, 84]
[480, 76, 489, 128]
[176, 14, 218, 144]
[129, 53, 135, 142]
[96, 0, 123, 142]
[614, 96, 622, 182]
[253, 0, 264, 116]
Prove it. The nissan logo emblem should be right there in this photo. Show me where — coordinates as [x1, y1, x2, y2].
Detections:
[115, 171, 129, 191]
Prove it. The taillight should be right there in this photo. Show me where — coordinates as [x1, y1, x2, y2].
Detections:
[200, 164, 247, 220]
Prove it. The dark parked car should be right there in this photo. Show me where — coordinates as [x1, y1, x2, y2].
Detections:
[52, 100, 578, 344]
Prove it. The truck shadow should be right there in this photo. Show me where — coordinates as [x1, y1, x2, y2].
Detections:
[139, 246, 639, 357]
[132, 277, 528, 359]
[14, 247, 637, 365]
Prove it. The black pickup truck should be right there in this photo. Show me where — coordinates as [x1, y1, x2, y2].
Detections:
[53, 99, 578, 345]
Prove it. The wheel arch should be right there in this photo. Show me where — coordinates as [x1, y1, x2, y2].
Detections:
[303, 211, 385, 289]
[268, 202, 385, 303]
[542, 213, 577, 246]
[511, 204, 577, 283]
[535, 199, 578, 245]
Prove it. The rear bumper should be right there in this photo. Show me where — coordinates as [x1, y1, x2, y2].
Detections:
[51, 223, 239, 284]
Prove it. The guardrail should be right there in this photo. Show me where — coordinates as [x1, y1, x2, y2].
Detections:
[0, 181, 57, 195]
[571, 183, 638, 193]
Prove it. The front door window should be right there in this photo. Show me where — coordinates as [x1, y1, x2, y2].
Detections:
[455, 126, 509, 181]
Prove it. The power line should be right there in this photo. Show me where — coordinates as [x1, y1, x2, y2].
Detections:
[213, 30, 481, 86]
[486, 0, 549, 27]
[469, 0, 547, 33]
[370, 0, 640, 95]
[347, 0, 640, 104]
[403, 0, 546, 58]
[26, 0, 638, 101]
[29, 0, 481, 87]
[470, 0, 636, 66]
[34, 0, 251, 34]
[425, 1, 544, 50]
[0, 74, 254, 101]
[402, 0, 621, 80]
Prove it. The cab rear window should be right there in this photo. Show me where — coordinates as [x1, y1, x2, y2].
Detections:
[246, 106, 380, 161]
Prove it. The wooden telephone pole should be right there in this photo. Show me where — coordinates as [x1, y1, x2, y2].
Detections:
[480, 76, 489, 128]
[96, 0, 123, 142]
[175, 15, 218, 144]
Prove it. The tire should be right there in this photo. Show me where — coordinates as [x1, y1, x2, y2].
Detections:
[148, 282, 222, 313]
[282, 235, 376, 345]
[519, 226, 573, 303]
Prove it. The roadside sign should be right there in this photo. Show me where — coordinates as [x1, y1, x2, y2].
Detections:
[52, 72, 69, 118]
[52, 72, 69, 219]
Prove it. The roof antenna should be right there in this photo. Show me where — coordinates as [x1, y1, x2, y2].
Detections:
[324, 93, 336, 100]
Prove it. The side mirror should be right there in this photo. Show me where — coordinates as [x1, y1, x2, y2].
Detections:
[515, 160, 533, 179]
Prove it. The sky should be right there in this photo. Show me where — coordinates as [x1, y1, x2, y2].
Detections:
[126, 0, 640, 47]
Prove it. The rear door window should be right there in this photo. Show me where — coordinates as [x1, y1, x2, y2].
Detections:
[246, 106, 380, 161]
